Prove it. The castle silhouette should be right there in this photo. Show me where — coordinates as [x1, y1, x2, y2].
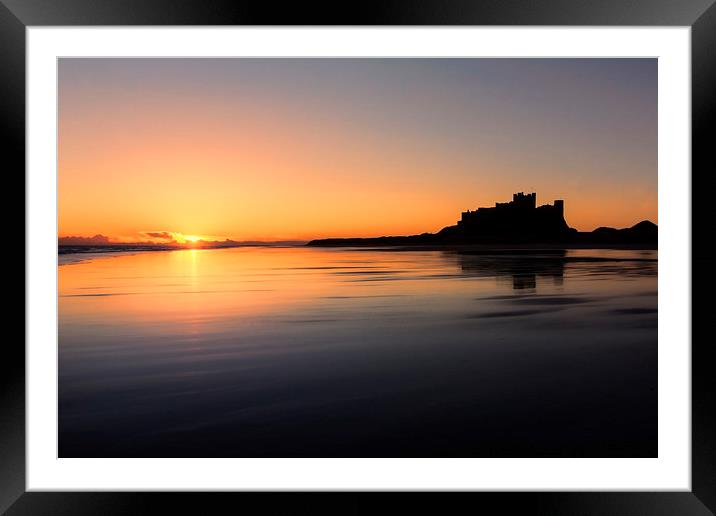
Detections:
[452, 192, 570, 239]
[308, 192, 656, 247]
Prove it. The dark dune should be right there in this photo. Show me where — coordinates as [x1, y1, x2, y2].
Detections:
[468, 308, 566, 318]
[508, 296, 594, 306]
[610, 307, 658, 315]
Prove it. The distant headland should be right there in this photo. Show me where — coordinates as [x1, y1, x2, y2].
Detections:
[307, 192, 657, 248]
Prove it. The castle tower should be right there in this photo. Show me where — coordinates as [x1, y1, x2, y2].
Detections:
[554, 199, 564, 218]
[512, 192, 536, 209]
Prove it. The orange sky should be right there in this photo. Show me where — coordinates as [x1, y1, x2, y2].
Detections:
[59, 58, 657, 242]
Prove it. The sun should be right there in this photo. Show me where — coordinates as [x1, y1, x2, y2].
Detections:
[183, 235, 202, 244]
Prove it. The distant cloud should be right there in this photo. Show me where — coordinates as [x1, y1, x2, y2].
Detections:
[143, 231, 176, 241]
[58, 234, 111, 246]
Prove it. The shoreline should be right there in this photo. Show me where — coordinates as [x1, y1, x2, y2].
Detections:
[59, 240, 657, 262]
[307, 242, 658, 252]
[57, 244, 304, 265]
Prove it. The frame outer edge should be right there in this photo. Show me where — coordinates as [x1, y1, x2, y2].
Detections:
[7, 0, 716, 513]
[0, 0, 715, 25]
[692, 1, 716, 514]
[0, 492, 714, 515]
[0, 0, 26, 514]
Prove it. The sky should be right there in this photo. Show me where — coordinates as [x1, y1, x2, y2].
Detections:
[58, 58, 657, 242]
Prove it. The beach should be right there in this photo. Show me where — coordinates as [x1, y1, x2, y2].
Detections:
[58, 245, 657, 457]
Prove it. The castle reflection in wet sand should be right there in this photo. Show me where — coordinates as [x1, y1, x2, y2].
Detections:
[59, 246, 657, 457]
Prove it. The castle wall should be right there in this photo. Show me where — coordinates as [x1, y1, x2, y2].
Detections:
[458, 193, 569, 238]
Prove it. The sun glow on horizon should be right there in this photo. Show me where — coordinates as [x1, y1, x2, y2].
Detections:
[179, 234, 201, 244]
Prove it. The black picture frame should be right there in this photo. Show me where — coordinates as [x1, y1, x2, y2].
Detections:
[5, 1, 714, 514]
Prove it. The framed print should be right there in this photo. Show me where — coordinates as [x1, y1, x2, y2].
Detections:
[6, 0, 715, 514]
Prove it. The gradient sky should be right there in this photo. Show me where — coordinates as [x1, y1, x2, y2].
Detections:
[59, 58, 657, 242]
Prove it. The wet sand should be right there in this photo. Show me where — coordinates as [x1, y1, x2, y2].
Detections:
[59, 246, 657, 457]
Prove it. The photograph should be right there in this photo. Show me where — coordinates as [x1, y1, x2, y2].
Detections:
[57, 57, 658, 458]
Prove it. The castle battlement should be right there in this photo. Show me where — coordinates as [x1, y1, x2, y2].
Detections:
[458, 192, 567, 237]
